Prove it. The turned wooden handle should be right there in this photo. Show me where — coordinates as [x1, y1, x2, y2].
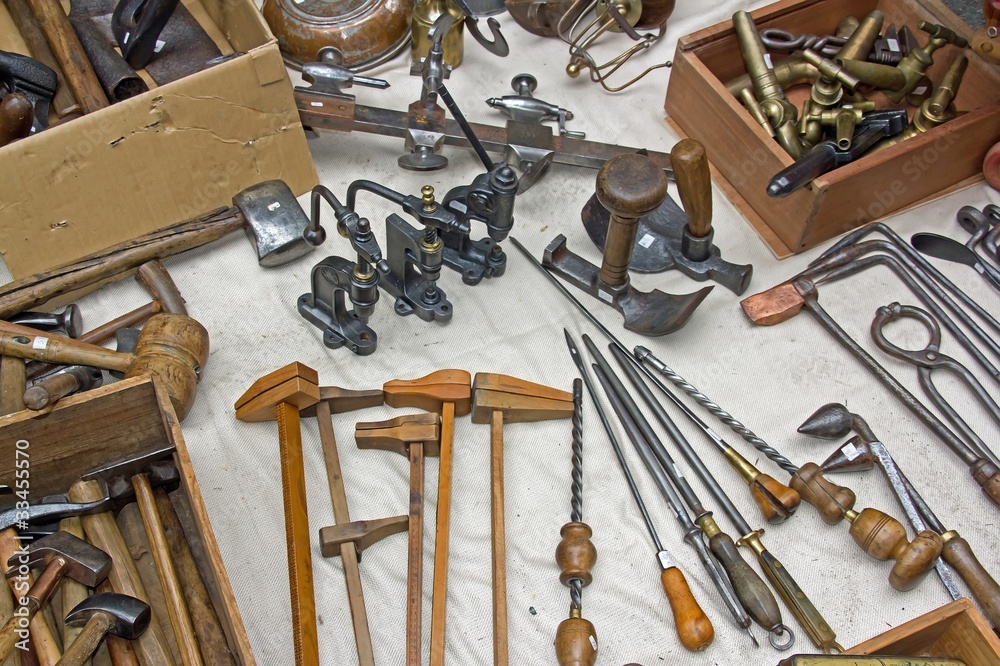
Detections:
[26, 0, 108, 114]
[554, 615, 598, 666]
[707, 531, 781, 632]
[0, 94, 34, 148]
[670, 139, 713, 237]
[0, 617, 23, 661]
[749, 474, 801, 525]
[848, 507, 909, 561]
[59, 517, 91, 659]
[889, 530, 943, 592]
[136, 262, 187, 316]
[60, 613, 115, 666]
[0, 329, 131, 373]
[941, 534, 1000, 627]
[661, 567, 714, 651]
[790, 463, 855, 525]
[23, 371, 81, 410]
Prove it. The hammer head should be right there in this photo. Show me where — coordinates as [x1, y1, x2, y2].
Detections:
[127, 313, 211, 420]
[65, 593, 151, 640]
[384, 370, 472, 417]
[470, 373, 574, 424]
[235, 362, 320, 422]
[6, 531, 112, 587]
[233, 181, 317, 267]
[355, 412, 441, 457]
[740, 282, 805, 326]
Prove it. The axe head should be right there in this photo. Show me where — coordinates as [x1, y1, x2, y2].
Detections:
[470, 373, 573, 424]
[233, 181, 317, 268]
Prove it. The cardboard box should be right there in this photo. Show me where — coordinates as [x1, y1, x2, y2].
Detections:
[0, 0, 317, 279]
[0, 375, 256, 663]
[849, 598, 1000, 666]
[664, 0, 1000, 257]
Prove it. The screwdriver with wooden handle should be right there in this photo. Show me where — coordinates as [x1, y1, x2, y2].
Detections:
[565, 331, 715, 652]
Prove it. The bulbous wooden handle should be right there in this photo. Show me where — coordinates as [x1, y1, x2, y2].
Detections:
[848, 507, 908, 561]
[889, 530, 942, 591]
[708, 532, 782, 632]
[556, 522, 597, 588]
[670, 138, 713, 237]
[554, 615, 598, 666]
[661, 567, 714, 651]
[750, 474, 801, 524]
[790, 463, 855, 524]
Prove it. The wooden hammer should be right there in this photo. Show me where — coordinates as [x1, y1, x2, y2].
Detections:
[471, 374, 574, 666]
[383, 370, 472, 666]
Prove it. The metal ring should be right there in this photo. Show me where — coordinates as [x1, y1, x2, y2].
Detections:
[768, 624, 795, 650]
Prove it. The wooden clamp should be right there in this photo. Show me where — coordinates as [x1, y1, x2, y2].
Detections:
[384, 370, 472, 666]
[235, 362, 320, 666]
[355, 412, 441, 666]
[470, 373, 574, 666]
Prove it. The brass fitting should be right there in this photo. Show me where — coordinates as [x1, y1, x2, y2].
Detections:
[886, 21, 969, 104]
[834, 10, 884, 61]
[727, 53, 819, 98]
[411, 0, 465, 68]
[837, 58, 907, 91]
[421, 185, 437, 212]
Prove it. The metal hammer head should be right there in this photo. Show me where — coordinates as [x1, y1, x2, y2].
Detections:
[383, 370, 472, 417]
[470, 373, 574, 424]
[6, 531, 112, 588]
[65, 593, 151, 640]
[127, 313, 210, 420]
[740, 282, 806, 326]
[235, 362, 320, 423]
[355, 412, 441, 457]
[233, 181, 321, 267]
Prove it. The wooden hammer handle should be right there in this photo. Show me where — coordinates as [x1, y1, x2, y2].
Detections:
[490, 411, 508, 666]
[5, 0, 80, 118]
[136, 262, 187, 316]
[26, 0, 108, 114]
[0, 207, 243, 320]
[0, 328, 131, 373]
[59, 613, 115, 666]
[670, 139, 713, 238]
[0, 530, 60, 665]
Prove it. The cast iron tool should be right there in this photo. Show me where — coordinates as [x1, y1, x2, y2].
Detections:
[112, 0, 179, 68]
[544, 153, 712, 336]
[911, 232, 1000, 292]
[0, 50, 56, 133]
[582, 140, 752, 294]
[767, 109, 909, 197]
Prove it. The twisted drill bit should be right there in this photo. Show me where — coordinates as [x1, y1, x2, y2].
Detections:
[570, 379, 584, 611]
[634, 346, 798, 475]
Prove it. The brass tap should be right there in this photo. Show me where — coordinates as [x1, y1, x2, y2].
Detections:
[886, 21, 968, 103]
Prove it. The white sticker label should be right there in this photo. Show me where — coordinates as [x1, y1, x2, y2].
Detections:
[913, 85, 928, 95]
[764, 53, 773, 69]
[638, 233, 655, 248]
[310, 101, 324, 107]
[123, 31, 130, 44]
[598, 290, 614, 304]
[154, 40, 166, 53]
[589, 636, 598, 651]
[31, 337, 47, 350]
[887, 38, 900, 51]
[842, 442, 860, 461]
[267, 202, 282, 212]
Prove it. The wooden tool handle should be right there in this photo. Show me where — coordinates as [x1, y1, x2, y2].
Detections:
[660, 567, 714, 651]
[941, 533, 1000, 627]
[490, 410, 508, 666]
[0, 94, 34, 148]
[429, 401, 456, 666]
[888, 530, 942, 591]
[133, 476, 204, 666]
[154, 490, 238, 666]
[5, 0, 80, 118]
[0, 355, 27, 415]
[0, 328, 131, 373]
[670, 139, 713, 237]
[68, 480, 177, 666]
[136, 262, 187, 316]
[0, 617, 22, 660]
[554, 615, 598, 666]
[0, 530, 60, 665]
[847, 507, 909, 561]
[749, 474, 801, 525]
[60, 613, 115, 666]
[406, 442, 425, 666]
[790, 463, 855, 525]
[276, 402, 319, 666]
[27, 0, 108, 114]
[0, 207, 244, 319]
[59, 517, 91, 660]
[23, 371, 80, 410]
[707, 531, 782, 632]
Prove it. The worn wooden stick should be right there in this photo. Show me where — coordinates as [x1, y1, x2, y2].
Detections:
[4, 0, 79, 118]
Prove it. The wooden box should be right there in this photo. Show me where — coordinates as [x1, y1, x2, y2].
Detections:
[849, 599, 1000, 666]
[0, 376, 255, 663]
[664, 0, 1000, 257]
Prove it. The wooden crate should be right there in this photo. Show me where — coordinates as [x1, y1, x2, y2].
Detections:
[0, 376, 255, 663]
[849, 598, 1000, 666]
[664, 0, 1000, 257]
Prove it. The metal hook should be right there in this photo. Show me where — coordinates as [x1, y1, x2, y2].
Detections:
[465, 16, 510, 56]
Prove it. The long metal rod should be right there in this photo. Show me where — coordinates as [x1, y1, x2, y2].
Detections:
[568, 379, 584, 611]
[812, 223, 1000, 336]
[589, 362, 756, 645]
[564, 330, 665, 552]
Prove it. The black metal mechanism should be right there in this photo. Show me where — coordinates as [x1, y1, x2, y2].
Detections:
[0, 50, 56, 133]
[112, 0, 181, 68]
[297, 66, 519, 356]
